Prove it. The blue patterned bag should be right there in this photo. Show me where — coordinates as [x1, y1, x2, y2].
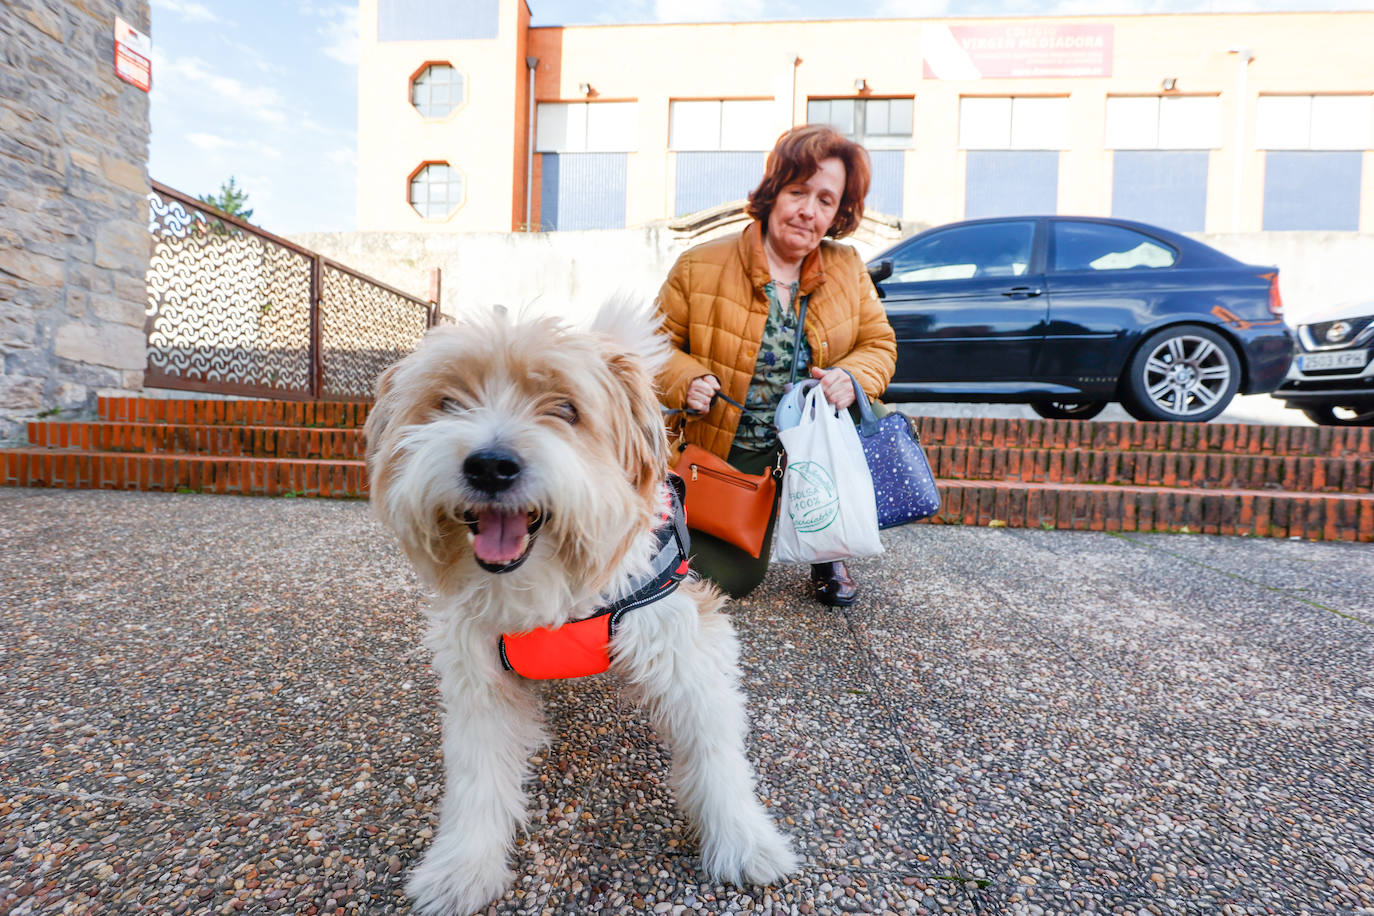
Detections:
[846, 374, 941, 528]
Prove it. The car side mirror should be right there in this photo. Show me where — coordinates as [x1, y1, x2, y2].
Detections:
[867, 259, 892, 299]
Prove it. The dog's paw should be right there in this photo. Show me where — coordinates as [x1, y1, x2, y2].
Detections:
[405, 845, 513, 916]
[701, 819, 799, 887]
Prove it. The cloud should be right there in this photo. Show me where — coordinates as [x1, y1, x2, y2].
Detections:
[155, 53, 290, 126]
[186, 131, 227, 150]
[183, 133, 284, 164]
[315, 3, 360, 68]
[326, 146, 357, 169]
[151, 0, 218, 23]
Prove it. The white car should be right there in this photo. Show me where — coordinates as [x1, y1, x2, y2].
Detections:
[1273, 300, 1374, 426]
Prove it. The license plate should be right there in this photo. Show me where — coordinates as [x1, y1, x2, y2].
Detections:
[1299, 349, 1368, 372]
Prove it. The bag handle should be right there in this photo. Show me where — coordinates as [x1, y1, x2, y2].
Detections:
[842, 370, 924, 445]
[842, 370, 882, 437]
[788, 294, 811, 386]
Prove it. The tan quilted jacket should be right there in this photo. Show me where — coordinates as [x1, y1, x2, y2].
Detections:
[655, 221, 897, 459]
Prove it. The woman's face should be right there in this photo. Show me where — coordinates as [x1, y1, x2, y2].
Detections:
[766, 156, 846, 262]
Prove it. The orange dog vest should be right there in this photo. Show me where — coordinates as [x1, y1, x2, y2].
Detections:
[498, 477, 691, 680]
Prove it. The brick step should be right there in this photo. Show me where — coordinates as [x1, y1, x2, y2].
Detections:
[0, 449, 366, 499]
[909, 415, 1374, 458]
[98, 396, 371, 429]
[931, 479, 1373, 542]
[927, 445, 1372, 495]
[27, 421, 362, 460]
[93, 398, 1374, 459]
[4, 447, 1369, 541]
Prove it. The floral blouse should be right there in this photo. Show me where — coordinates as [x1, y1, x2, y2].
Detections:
[732, 280, 812, 453]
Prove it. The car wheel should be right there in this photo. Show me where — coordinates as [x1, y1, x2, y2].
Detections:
[1030, 400, 1108, 420]
[1122, 325, 1240, 423]
[1301, 405, 1374, 426]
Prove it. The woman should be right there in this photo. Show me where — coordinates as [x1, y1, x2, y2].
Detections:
[655, 124, 897, 604]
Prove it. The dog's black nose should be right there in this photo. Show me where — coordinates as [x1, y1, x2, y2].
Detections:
[463, 449, 522, 494]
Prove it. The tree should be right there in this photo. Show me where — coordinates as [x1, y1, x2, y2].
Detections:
[198, 176, 254, 221]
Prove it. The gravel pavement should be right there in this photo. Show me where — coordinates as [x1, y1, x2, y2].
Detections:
[2, 488, 1371, 915]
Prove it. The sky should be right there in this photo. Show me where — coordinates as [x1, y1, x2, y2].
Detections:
[146, 0, 1373, 236]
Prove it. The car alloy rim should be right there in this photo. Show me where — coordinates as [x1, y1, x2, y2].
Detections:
[1142, 335, 1232, 417]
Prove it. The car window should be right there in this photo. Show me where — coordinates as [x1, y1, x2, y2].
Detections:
[1051, 222, 1177, 272]
[889, 221, 1035, 283]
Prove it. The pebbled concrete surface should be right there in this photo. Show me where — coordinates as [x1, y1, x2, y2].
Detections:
[1, 488, 1370, 915]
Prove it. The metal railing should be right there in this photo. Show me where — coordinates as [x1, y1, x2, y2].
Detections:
[144, 180, 442, 401]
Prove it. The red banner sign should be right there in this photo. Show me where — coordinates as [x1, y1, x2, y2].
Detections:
[924, 24, 1113, 80]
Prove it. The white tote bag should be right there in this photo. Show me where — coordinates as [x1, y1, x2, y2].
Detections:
[772, 384, 884, 564]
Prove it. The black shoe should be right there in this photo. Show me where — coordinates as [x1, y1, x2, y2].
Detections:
[811, 561, 857, 607]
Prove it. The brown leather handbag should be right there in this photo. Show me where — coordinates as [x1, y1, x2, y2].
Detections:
[671, 442, 781, 559]
[669, 295, 805, 558]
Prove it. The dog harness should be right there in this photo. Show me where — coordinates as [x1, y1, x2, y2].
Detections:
[498, 476, 691, 680]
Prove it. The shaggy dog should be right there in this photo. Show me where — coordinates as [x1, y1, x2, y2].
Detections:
[364, 302, 797, 915]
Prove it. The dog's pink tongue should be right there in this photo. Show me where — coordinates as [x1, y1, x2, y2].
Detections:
[473, 509, 528, 565]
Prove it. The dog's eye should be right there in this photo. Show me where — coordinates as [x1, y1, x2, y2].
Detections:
[439, 397, 464, 414]
[549, 400, 578, 425]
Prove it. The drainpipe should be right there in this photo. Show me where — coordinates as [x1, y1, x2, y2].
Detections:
[1227, 47, 1254, 232]
[524, 56, 539, 231]
[791, 55, 802, 126]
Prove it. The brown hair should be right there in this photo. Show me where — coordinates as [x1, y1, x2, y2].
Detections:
[746, 124, 871, 239]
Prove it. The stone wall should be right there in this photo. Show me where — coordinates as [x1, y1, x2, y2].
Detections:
[0, 0, 151, 440]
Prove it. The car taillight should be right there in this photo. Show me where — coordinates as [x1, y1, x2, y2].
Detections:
[1263, 272, 1283, 316]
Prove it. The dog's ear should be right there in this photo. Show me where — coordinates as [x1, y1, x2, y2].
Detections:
[602, 346, 670, 502]
[589, 295, 670, 379]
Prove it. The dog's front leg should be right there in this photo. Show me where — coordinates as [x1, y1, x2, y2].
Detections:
[407, 648, 544, 916]
[614, 585, 798, 887]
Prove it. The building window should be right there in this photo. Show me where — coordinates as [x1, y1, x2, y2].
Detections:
[409, 162, 464, 219]
[535, 102, 637, 152]
[1104, 97, 1216, 233]
[670, 99, 777, 151]
[959, 96, 1068, 150]
[669, 100, 773, 216]
[411, 63, 464, 119]
[806, 97, 912, 218]
[1256, 94, 1372, 151]
[535, 102, 636, 230]
[1257, 95, 1369, 230]
[807, 97, 913, 148]
[1105, 96, 1219, 150]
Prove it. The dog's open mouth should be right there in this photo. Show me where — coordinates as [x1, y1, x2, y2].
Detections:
[463, 508, 545, 573]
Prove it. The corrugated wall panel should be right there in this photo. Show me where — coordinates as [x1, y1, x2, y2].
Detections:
[865, 150, 905, 219]
[965, 151, 1058, 219]
[674, 152, 767, 217]
[377, 0, 498, 40]
[1111, 150, 1208, 233]
[539, 153, 627, 231]
[1263, 151, 1362, 231]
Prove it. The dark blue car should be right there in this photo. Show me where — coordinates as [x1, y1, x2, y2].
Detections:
[867, 216, 1293, 422]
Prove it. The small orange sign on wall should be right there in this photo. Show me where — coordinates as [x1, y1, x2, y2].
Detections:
[114, 16, 151, 92]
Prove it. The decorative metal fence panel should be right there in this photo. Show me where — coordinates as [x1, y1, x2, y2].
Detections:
[319, 262, 434, 399]
[145, 181, 436, 401]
